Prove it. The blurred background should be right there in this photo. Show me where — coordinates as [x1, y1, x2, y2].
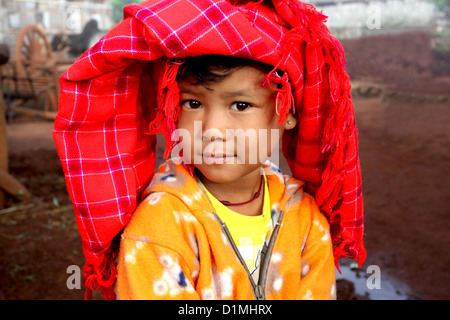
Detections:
[0, 0, 448, 300]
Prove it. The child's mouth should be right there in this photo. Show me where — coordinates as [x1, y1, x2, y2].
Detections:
[200, 153, 235, 164]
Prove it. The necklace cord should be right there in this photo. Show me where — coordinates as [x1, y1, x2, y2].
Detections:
[219, 176, 264, 207]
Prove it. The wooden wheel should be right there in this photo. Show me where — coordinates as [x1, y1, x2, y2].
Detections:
[13, 25, 59, 113]
[15, 25, 53, 78]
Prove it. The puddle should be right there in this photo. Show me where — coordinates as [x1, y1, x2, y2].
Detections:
[336, 264, 413, 300]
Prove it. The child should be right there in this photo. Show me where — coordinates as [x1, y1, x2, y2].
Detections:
[116, 54, 335, 299]
[54, 0, 365, 300]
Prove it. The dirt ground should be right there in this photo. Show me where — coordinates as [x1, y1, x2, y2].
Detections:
[0, 31, 449, 300]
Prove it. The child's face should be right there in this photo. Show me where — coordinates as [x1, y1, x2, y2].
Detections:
[175, 65, 295, 184]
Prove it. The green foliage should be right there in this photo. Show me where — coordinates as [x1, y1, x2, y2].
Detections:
[111, 0, 141, 23]
[432, 0, 450, 11]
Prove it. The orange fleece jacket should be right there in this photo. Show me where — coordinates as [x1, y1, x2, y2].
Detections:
[116, 159, 336, 300]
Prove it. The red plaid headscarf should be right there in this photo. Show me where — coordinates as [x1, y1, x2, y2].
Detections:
[54, 0, 365, 299]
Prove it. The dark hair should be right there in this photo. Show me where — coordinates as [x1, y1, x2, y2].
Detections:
[176, 55, 275, 89]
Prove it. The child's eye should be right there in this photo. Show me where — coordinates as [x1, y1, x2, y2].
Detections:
[230, 102, 251, 112]
[181, 100, 202, 109]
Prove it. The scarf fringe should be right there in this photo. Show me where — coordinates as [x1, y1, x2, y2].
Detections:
[83, 249, 118, 300]
[274, 0, 365, 266]
[148, 59, 183, 159]
[263, 70, 296, 125]
[333, 239, 367, 273]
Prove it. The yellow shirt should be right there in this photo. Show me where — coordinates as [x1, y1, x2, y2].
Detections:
[199, 175, 273, 279]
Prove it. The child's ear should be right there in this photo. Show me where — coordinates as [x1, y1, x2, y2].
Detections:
[284, 113, 297, 130]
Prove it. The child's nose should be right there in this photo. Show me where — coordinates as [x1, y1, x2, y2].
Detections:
[202, 128, 223, 142]
[201, 109, 229, 142]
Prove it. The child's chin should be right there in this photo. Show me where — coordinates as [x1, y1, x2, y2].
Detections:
[195, 164, 238, 183]
[195, 162, 262, 184]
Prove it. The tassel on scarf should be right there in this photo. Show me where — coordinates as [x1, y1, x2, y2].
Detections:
[83, 248, 118, 300]
[148, 59, 183, 158]
[262, 0, 332, 126]
[263, 70, 296, 125]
